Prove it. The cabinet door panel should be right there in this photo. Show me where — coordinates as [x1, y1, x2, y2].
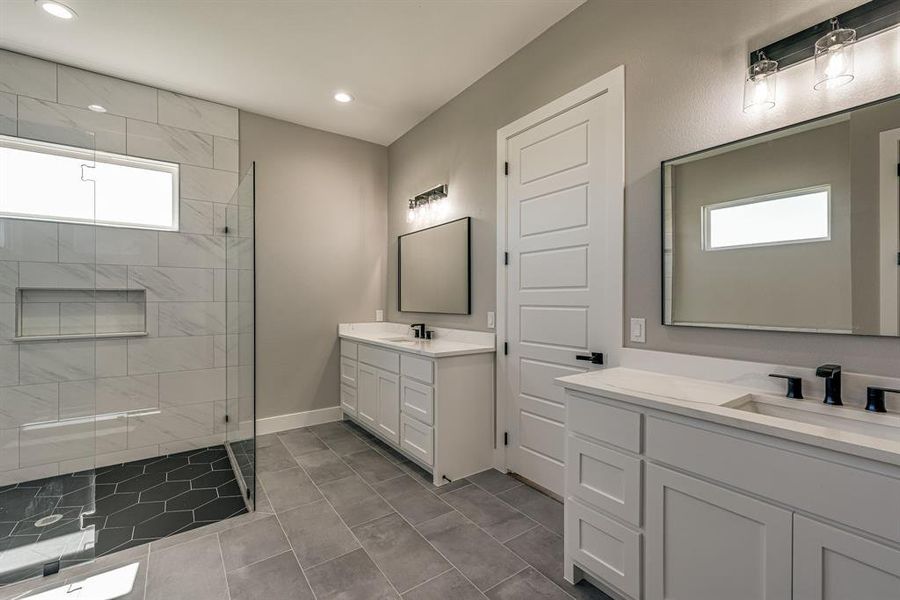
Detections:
[794, 515, 900, 600]
[357, 363, 378, 427]
[645, 464, 792, 600]
[377, 369, 400, 444]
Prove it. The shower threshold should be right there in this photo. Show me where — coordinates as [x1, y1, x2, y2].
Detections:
[0, 445, 248, 587]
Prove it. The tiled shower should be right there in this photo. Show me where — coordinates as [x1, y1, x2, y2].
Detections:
[0, 49, 255, 585]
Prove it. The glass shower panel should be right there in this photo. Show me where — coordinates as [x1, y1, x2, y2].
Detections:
[0, 124, 99, 586]
[225, 163, 255, 508]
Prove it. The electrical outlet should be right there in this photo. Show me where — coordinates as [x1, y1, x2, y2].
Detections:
[487, 311, 495, 329]
[630, 318, 646, 343]
[375, 309, 384, 322]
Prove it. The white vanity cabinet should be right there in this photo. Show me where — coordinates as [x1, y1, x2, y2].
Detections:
[338, 324, 494, 486]
[560, 379, 900, 600]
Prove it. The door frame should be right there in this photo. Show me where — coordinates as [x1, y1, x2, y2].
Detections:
[494, 66, 625, 470]
[878, 127, 900, 335]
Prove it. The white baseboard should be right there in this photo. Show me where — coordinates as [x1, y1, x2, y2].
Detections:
[256, 406, 343, 435]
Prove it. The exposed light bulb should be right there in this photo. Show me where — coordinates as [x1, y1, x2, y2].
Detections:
[742, 55, 777, 114]
[333, 91, 353, 103]
[813, 22, 855, 91]
[87, 104, 107, 113]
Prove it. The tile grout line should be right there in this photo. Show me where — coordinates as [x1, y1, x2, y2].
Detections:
[395, 565, 455, 597]
[337, 421, 577, 597]
[273, 434, 407, 600]
[262, 497, 321, 600]
[310, 424, 490, 598]
[213, 532, 232, 600]
[481, 564, 531, 595]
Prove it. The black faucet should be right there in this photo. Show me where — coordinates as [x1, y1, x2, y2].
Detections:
[768, 374, 803, 399]
[865, 386, 900, 413]
[410, 323, 426, 339]
[815, 364, 842, 406]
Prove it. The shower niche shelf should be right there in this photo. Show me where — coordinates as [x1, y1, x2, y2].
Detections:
[14, 287, 148, 342]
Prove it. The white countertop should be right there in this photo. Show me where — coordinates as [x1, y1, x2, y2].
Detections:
[339, 322, 495, 358]
[556, 367, 900, 467]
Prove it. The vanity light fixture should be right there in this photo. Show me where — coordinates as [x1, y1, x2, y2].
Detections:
[333, 91, 353, 103]
[747, 0, 899, 106]
[407, 184, 448, 224]
[35, 0, 77, 19]
[813, 19, 856, 90]
[742, 52, 778, 113]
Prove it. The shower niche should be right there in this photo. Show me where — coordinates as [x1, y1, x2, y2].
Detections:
[15, 288, 148, 341]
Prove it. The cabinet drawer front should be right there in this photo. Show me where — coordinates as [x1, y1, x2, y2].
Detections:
[567, 434, 641, 526]
[567, 392, 641, 453]
[401, 377, 434, 426]
[793, 515, 900, 600]
[646, 416, 900, 543]
[340, 340, 358, 359]
[400, 354, 434, 384]
[566, 498, 640, 600]
[400, 413, 434, 466]
[340, 384, 357, 415]
[359, 344, 400, 373]
[340, 357, 357, 387]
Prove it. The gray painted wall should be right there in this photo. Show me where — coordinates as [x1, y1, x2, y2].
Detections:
[386, 0, 900, 376]
[239, 112, 387, 419]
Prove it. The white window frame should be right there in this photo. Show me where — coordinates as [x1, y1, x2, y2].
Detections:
[701, 184, 831, 251]
[0, 134, 180, 231]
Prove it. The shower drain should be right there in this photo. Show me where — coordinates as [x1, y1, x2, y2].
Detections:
[34, 514, 64, 528]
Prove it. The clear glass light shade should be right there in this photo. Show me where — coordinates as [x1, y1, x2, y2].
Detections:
[814, 28, 855, 90]
[743, 59, 778, 113]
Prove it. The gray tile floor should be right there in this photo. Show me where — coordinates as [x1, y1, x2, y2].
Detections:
[0, 420, 611, 600]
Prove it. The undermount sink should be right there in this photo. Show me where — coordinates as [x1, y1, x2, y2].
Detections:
[379, 336, 419, 343]
[724, 394, 900, 441]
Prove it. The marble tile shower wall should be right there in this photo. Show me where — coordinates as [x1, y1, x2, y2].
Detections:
[0, 49, 249, 486]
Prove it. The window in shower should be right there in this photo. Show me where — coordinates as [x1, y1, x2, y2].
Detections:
[0, 134, 179, 230]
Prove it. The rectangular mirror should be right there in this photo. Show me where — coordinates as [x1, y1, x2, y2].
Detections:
[663, 94, 900, 336]
[399, 216, 471, 314]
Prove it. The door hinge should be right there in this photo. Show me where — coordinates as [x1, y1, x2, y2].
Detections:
[224, 414, 229, 423]
[504, 252, 509, 265]
[503, 342, 508, 355]
[504, 161, 509, 176]
[897, 162, 900, 177]
[897, 251, 900, 266]
[503, 432, 509, 446]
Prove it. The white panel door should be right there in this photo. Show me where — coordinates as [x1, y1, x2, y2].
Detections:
[504, 92, 618, 495]
[793, 515, 900, 600]
[357, 363, 378, 427]
[376, 369, 400, 444]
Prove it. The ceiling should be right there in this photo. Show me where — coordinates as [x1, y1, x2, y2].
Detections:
[0, 0, 583, 145]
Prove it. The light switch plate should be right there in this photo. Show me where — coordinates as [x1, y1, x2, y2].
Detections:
[630, 318, 646, 343]
[487, 311, 495, 329]
[375, 310, 384, 322]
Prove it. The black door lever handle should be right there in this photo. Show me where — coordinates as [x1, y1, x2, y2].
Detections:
[575, 352, 604, 365]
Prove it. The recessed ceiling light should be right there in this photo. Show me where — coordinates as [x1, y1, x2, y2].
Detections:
[87, 104, 107, 113]
[333, 92, 353, 103]
[36, 0, 77, 20]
